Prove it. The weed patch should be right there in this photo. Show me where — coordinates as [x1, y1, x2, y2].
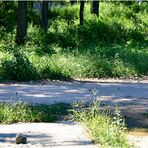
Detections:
[0, 102, 71, 124]
[71, 101, 131, 147]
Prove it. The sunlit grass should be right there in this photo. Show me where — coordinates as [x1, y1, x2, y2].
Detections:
[0, 102, 71, 124]
[71, 101, 131, 148]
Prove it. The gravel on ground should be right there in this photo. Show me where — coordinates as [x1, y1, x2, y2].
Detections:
[0, 79, 147, 147]
[0, 122, 98, 148]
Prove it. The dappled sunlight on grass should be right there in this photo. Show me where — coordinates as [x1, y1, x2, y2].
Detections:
[0, 2, 147, 81]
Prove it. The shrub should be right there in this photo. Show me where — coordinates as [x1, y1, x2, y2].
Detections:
[71, 101, 130, 147]
[1, 48, 38, 81]
[0, 102, 71, 124]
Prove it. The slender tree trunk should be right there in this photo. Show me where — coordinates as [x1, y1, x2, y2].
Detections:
[80, 0, 85, 26]
[91, 0, 99, 16]
[40, 1, 48, 31]
[16, 1, 27, 45]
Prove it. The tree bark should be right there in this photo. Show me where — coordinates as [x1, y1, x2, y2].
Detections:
[40, 1, 48, 31]
[16, 1, 27, 45]
[91, 0, 99, 16]
[80, 0, 85, 26]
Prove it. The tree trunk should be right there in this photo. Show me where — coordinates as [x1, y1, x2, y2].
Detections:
[80, 0, 85, 26]
[91, 0, 99, 16]
[16, 1, 27, 45]
[40, 1, 48, 31]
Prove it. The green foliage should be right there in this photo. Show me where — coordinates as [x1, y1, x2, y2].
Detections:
[1, 48, 38, 81]
[142, 112, 148, 118]
[71, 101, 130, 148]
[27, 9, 40, 26]
[0, 2, 17, 32]
[0, 102, 71, 124]
[51, 5, 79, 25]
[0, 2, 147, 81]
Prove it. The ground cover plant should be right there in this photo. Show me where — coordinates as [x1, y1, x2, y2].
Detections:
[0, 101, 71, 124]
[0, 1, 148, 81]
[71, 100, 131, 148]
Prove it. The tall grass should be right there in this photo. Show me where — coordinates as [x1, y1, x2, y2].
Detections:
[71, 101, 131, 148]
[0, 101, 70, 124]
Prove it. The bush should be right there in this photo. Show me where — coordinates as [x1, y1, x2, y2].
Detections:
[71, 101, 130, 147]
[0, 102, 71, 124]
[0, 2, 17, 32]
[1, 48, 38, 81]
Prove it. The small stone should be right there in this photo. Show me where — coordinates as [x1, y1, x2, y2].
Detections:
[16, 134, 27, 144]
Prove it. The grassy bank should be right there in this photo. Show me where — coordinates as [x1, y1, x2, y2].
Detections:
[0, 2, 148, 81]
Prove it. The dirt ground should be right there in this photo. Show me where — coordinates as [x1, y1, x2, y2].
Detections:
[0, 122, 97, 148]
[0, 79, 147, 147]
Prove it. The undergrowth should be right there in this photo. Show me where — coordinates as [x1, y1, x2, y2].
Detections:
[142, 112, 148, 118]
[0, 101, 71, 124]
[0, 2, 148, 81]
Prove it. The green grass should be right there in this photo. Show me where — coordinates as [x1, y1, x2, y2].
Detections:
[0, 2, 148, 81]
[71, 101, 131, 148]
[0, 101, 71, 124]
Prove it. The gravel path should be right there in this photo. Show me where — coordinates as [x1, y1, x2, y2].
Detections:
[0, 122, 97, 148]
[0, 80, 148, 108]
[128, 135, 148, 148]
[0, 79, 148, 147]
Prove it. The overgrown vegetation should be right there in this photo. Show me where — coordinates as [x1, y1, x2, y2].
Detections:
[71, 101, 131, 148]
[0, 101, 71, 124]
[0, 2, 148, 81]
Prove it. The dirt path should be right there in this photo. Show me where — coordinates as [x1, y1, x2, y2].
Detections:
[0, 79, 148, 126]
[0, 122, 97, 148]
[0, 79, 147, 107]
[0, 79, 148, 147]
[128, 135, 148, 148]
